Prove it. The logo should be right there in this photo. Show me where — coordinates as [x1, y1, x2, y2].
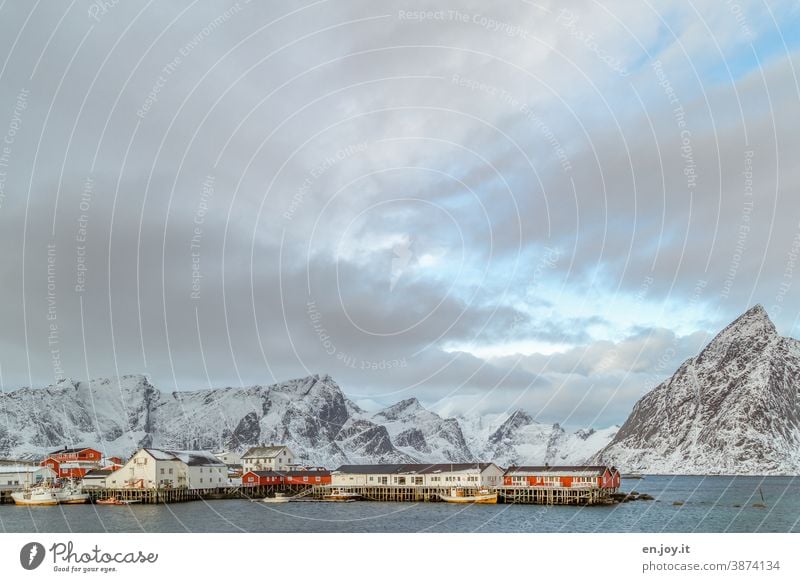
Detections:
[19, 542, 46, 570]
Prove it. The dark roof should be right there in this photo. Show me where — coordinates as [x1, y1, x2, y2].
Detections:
[334, 463, 497, 475]
[49, 446, 96, 455]
[504, 465, 615, 476]
[246, 470, 331, 477]
[83, 469, 112, 477]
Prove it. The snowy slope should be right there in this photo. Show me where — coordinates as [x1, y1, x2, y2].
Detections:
[366, 398, 473, 462]
[459, 409, 618, 466]
[592, 305, 800, 475]
[0, 373, 618, 467]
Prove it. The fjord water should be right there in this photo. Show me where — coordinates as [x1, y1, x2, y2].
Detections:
[1, 476, 798, 533]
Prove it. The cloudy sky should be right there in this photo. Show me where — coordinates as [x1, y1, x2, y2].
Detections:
[0, 0, 798, 428]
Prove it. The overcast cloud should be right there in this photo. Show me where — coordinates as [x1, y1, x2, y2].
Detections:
[0, 0, 798, 428]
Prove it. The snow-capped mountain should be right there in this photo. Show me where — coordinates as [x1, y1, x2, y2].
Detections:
[365, 398, 473, 462]
[459, 409, 618, 467]
[592, 305, 800, 475]
[0, 373, 612, 466]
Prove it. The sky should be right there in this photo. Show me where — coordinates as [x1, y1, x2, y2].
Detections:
[0, 0, 798, 428]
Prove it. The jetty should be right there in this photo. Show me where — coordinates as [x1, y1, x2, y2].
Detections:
[0, 445, 623, 507]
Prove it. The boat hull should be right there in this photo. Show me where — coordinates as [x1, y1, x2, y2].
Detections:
[439, 493, 498, 504]
[59, 496, 90, 504]
[11, 491, 60, 506]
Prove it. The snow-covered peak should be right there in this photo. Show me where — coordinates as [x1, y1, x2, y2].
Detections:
[373, 397, 424, 421]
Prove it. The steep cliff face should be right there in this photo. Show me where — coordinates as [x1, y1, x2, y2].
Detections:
[592, 305, 800, 474]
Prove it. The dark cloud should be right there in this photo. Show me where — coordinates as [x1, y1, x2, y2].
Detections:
[0, 1, 798, 428]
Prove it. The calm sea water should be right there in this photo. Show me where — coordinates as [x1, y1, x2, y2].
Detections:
[1, 476, 798, 533]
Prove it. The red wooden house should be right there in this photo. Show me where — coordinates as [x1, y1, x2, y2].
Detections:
[503, 466, 620, 490]
[242, 468, 331, 487]
[41, 446, 104, 479]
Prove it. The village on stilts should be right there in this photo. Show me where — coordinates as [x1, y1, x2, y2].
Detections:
[0, 444, 627, 507]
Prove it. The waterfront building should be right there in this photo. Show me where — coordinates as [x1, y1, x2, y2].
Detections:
[331, 463, 504, 488]
[502, 465, 621, 490]
[241, 467, 331, 487]
[104, 449, 226, 490]
[241, 445, 294, 472]
[40, 446, 104, 479]
[0, 465, 57, 489]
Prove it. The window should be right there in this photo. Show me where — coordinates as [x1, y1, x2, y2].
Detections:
[169, 468, 173, 474]
[315, 476, 321, 482]
[303, 476, 308, 482]
[160, 468, 165, 475]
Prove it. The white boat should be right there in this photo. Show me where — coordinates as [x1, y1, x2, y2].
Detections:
[322, 488, 362, 502]
[262, 492, 291, 504]
[439, 487, 498, 504]
[56, 482, 90, 504]
[11, 486, 60, 506]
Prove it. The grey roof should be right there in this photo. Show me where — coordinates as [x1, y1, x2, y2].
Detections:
[142, 449, 225, 466]
[83, 469, 112, 478]
[241, 445, 289, 459]
[0, 465, 55, 474]
[334, 463, 497, 475]
[166, 450, 225, 467]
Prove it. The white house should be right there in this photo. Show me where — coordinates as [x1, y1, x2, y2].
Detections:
[0, 465, 57, 489]
[241, 445, 294, 472]
[211, 450, 242, 466]
[331, 463, 504, 488]
[104, 449, 226, 490]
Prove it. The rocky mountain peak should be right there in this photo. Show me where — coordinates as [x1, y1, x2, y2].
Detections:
[375, 397, 424, 420]
[696, 304, 777, 365]
[593, 305, 800, 474]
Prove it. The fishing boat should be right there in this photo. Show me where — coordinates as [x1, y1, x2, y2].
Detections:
[439, 487, 498, 504]
[622, 473, 645, 480]
[262, 492, 291, 503]
[322, 488, 362, 502]
[56, 482, 90, 504]
[11, 485, 60, 506]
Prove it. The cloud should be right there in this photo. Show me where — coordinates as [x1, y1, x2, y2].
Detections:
[0, 1, 798, 429]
